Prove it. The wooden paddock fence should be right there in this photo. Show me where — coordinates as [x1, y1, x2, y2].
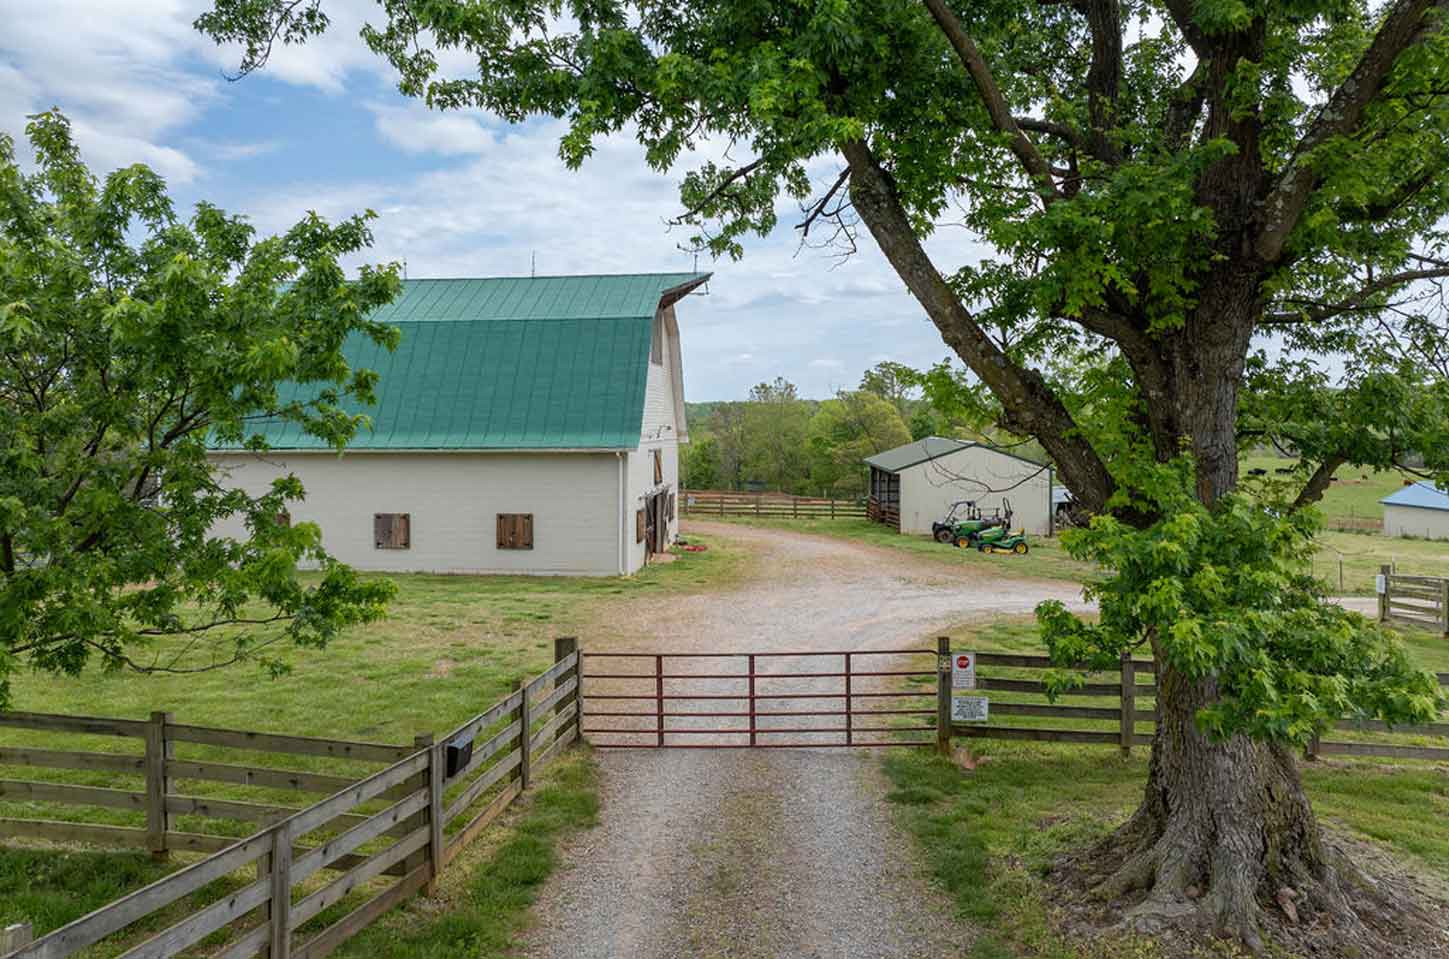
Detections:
[682, 489, 867, 520]
[1377, 565, 1449, 635]
[0, 639, 582, 959]
[934, 638, 1449, 763]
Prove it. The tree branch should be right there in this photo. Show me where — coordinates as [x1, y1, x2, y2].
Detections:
[920, 0, 1063, 202]
[1290, 453, 1348, 513]
[841, 137, 1118, 512]
[1270, 266, 1449, 323]
[1255, 0, 1449, 263]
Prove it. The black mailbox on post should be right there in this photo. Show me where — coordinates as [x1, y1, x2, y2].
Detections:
[445, 733, 474, 778]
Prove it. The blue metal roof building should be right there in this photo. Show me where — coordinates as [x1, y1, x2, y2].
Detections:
[1381, 481, 1449, 541]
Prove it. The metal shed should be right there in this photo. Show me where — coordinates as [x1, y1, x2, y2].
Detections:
[863, 437, 1055, 536]
[1381, 482, 1449, 541]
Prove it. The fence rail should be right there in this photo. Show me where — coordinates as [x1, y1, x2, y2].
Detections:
[1377, 565, 1449, 635]
[682, 490, 866, 520]
[0, 639, 583, 959]
[938, 638, 1449, 763]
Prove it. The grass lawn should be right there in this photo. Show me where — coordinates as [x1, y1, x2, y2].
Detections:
[0, 531, 744, 942]
[1240, 453, 1412, 522]
[886, 616, 1449, 959]
[1312, 530, 1449, 595]
[688, 515, 1100, 584]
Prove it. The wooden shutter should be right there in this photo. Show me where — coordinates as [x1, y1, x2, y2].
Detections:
[636, 508, 646, 543]
[668, 493, 677, 521]
[497, 513, 533, 550]
[374, 513, 410, 548]
[653, 449, 663, 484]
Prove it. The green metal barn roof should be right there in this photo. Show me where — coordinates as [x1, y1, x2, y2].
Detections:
[229, 273, 708, 451]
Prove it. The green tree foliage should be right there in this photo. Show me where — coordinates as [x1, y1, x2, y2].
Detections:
[857, 360, 918, 417]
[0, 113, 400, 707]
[679, 434, 720, 490]
[742, 378, 812, 493]
[197, 0, 1449, 943]
[806, 391, 912, 496]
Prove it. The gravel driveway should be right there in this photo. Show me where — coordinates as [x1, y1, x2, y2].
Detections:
[520, 522, 1093, 959]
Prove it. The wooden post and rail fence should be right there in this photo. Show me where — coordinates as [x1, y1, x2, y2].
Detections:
[1377, 565, 1449, 636]
[0, 639, 582, 959]
[680, 490, 867, 520]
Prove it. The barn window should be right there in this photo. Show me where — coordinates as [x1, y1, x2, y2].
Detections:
[374, 513, 411, 549]
[636, 508, 646, 543]
[653, 448, 663, 484]
[497, 513, 534, 550]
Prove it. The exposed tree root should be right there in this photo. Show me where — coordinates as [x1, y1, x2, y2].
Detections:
[1051, 818, 1448, 959]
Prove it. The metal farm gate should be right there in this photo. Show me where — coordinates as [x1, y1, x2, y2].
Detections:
[579, 649, 939, 748]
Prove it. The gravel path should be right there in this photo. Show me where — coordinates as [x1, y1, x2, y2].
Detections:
[520, 522, 1093, 959]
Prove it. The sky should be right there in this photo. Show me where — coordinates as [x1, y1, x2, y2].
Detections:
[0, 0, 991, 401]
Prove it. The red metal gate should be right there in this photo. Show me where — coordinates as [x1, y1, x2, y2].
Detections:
[580, 649, 938, 748]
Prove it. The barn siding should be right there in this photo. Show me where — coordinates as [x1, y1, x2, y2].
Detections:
[897, 446, 1052, 536]
[207, 451, 623, 575]
[1383, 504, 1449, 541]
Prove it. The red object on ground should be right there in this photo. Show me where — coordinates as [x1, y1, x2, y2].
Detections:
[675, 544, 709, 552]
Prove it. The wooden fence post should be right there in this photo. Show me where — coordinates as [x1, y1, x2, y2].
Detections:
[555, 636, 582, 743]
[515, 679, 532, 790]
[401, 733, 434, 877]
[144, 711, 172, 860]
[268, 824, 293, 959]
[1305, 729, 1321, 762]
[1119, 653, 1134, 758]
[1441, 579, 1449, 636]
[1378, 564, 1391, 623]
[2, 922, 34, 953]
[426, 740, 444, 893]
[936, 637, 952, 756]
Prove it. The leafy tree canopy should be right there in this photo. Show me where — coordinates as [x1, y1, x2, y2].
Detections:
[0, 112, 401, 708]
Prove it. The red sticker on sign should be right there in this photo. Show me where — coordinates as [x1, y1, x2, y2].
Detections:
[956, 655, 971, 669]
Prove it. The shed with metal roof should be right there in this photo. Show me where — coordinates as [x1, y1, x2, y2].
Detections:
[863, 436, 1056, 536]
[1381, 482, 1449, 541]
[208, 272, 709, 575]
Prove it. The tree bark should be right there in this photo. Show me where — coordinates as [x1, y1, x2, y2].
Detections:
[1095, 641, 1346, 952]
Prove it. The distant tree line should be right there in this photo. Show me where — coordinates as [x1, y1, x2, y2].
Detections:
[681, 361, 1040, 498]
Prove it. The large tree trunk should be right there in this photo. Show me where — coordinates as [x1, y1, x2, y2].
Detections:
[1096, 647, 1343, 951]
[1100, 289, 1355, 951]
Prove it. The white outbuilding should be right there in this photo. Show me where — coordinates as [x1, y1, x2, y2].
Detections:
[1381, 482, 1449, 541]
[209, 272, 709, 575]
[864, 436, 1056, 536]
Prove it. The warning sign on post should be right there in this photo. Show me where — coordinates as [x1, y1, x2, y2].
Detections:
[951, 695, 989, 723]
[952, 652, 976, 690]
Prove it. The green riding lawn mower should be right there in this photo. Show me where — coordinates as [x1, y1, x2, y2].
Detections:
[931, 499, 1030, 555]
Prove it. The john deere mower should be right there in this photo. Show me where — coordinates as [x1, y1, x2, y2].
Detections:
[966, 523, 1030, 555]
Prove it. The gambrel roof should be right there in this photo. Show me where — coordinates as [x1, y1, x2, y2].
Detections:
[240, 273, 708, 451]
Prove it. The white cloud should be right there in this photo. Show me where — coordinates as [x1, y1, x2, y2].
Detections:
[366, 101, 497, 156]
[1, 0, 214, 181]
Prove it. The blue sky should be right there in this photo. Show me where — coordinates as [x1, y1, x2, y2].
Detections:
[1, 0, 990, 400]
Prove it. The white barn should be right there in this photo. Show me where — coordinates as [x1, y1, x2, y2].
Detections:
[209, 272, 708, 575]
[1381, 482, 1449, 541]
[864, 437, 1056, 536]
